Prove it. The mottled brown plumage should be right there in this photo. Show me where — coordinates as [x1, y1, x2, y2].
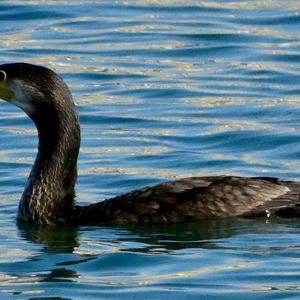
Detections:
[0, 63, 300, 226]
[73, 176, 300, 225]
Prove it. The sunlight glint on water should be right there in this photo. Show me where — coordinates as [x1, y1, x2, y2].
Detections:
[0, 1, 300, 299]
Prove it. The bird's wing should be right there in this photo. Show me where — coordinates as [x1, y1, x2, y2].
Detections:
[78, 176, 300, 224]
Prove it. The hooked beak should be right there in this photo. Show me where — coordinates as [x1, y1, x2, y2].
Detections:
[0, 81, 13, 101]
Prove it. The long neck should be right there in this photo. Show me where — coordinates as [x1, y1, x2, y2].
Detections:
[17, 98, 81, 225]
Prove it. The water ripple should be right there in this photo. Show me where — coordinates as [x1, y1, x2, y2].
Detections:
[0, 0, 300, 299]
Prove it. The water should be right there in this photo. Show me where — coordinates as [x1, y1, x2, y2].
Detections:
[0, 0, 300, 298]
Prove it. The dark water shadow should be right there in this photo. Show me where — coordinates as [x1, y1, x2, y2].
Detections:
[17, 222, 79, 253]
[12, 217, 300, 289]
[17, 217, 294, 254]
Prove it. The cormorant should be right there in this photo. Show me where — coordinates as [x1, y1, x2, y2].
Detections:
[0, 63, 299, 225]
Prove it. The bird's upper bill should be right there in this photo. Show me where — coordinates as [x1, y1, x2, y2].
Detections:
[0, 70, 13, 101]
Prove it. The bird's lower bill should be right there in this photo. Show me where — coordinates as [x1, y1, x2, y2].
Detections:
[0, 82, 13, 101]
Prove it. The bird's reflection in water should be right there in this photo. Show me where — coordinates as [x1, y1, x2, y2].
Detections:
[14, 217, 287, 288]
[119, 217, 277, 252]
[17, 222, 79, 253]
[17, 217, 277, 254]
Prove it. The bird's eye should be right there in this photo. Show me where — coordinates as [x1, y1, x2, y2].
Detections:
[0, 70, 7, 82]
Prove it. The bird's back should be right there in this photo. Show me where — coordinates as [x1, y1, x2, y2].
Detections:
[74, 176, 300, 225]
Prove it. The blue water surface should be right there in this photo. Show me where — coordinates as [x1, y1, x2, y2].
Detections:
[0, 0, 300, 299]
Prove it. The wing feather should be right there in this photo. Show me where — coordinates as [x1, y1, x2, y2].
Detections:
[76, 176, 300, 224]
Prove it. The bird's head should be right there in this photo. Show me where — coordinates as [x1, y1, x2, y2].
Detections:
[0, 63, 72, 118]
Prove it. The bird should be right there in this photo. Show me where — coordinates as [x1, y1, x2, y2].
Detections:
[0, 62, 299, 226]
